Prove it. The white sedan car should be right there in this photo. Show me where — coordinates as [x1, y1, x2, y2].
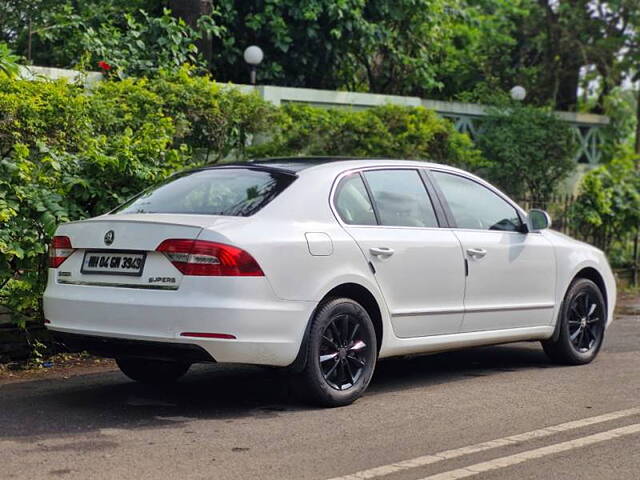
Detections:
[44, 158, 616, 406]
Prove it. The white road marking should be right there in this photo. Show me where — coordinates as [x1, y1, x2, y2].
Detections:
[327, 407, 640, 480]
[419, 422, 640, 480]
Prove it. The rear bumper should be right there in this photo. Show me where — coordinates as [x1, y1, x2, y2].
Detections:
[53, 332, 215, 363]
[44, 273, 316, 367]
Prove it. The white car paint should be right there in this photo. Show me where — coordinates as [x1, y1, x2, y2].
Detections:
[43, 159, 616, 367]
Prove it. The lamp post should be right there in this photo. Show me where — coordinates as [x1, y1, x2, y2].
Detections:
[510, 85, 527, 101]
[243, 45, 264, 85]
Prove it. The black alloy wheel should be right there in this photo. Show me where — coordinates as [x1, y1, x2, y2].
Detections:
[319, 313, 369, 391]
[296, 297, 377, 407]
[542, 278, 606, 365]
[566, 290, 604, 354]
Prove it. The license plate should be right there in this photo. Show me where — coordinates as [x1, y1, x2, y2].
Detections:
[81, 251, 146, 276]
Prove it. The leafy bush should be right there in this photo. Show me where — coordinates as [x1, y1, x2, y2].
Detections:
[570, 154, 640, 263]
[0, 42, 20, 77]
[0, 69, 274, 324]
[477, 102, 577, 203]
[249, 103, 482, 169]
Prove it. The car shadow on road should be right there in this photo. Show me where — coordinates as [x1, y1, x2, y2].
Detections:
[0, 342, 555, 441]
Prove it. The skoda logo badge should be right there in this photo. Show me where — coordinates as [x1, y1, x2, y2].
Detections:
[104, 230, 115, 246]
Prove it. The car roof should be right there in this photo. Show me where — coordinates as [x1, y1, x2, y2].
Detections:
[203, 157, 447, 175]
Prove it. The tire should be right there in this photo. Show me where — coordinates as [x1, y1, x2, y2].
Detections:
[542, 278, 606, 365]
[295, 297, 378, 407]
[116, 357, 191, 384]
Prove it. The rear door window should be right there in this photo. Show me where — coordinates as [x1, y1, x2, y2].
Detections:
[334, 174, 377, 225]
[363, 169, 439, 228]
[113, 168, 295, 217]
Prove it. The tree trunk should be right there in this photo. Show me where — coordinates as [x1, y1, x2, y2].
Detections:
[555, 59, 581, 111]
[168, 0, 213, 66]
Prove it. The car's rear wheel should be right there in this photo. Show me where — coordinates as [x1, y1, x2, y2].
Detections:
[296, 297, 377, 407]
[542, 278, 606, 365]
[116, 357, 191, 384]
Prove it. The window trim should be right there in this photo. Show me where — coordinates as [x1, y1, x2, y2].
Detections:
[330, 166, 444, 229]
[427, 168, 528, 234]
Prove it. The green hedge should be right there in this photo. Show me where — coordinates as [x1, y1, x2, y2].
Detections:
[249, 103, 481, 168]
[0, 70, 479, 328]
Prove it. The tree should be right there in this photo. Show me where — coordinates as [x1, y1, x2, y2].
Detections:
[208, 0, 459, 94]
[432, 0, 537, 102]
[433, 0, 639, 112]
[168, 0, 214, 65]
[81, 9, 223, 77]
[477, 102, 577, 202]
[536, 0, 639, 112]
[0, 0, 162, 67]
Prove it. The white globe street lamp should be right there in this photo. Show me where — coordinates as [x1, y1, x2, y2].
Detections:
[243, 45, 264, 85]
[510, 85, 527, 101]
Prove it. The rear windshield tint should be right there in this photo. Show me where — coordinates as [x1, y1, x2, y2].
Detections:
[113, 168, 295, 216]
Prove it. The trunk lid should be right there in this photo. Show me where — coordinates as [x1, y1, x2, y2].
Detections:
[53, 214, 245, 289]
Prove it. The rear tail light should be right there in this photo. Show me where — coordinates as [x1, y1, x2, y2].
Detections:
[156, 239, 264, 276]
[49, 236, 74, 268]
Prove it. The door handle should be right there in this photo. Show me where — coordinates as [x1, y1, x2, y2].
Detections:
[369, 247, 394, 257]
[466, 248, 487, 259]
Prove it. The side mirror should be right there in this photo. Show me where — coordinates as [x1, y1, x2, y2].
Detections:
[527, 209, 551, 231]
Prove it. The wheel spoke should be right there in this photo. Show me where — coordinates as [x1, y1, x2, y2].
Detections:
[588, 303, 597, 317]
[584, 327, 592, 348]
[344, 359, 356, 384]
[325, 358, 340, 379]
[587, 316, 600, 324]
[584, 294, 590, 317]
[337, 360, 347, 389]
[349, 323, 360, 343]
[322, 335, 338, 349]
[347, 355, 365, 367]
[570, 303, 581, 319]
[342, 316, 349, 345]
[349, 340, 367, 352]
[320, 352, 338, 363]
[330, 321, 342, 345]
[570, 327, 582, 342]
[577, 329, 586, 350]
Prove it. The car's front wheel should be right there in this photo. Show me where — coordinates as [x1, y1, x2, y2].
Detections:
[296, 297, 378, 407]
[542, 278, 606, 365]
[116, 357, 191, 384]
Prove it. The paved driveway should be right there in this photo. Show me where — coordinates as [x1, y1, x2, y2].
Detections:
[1, 296, 639, 479]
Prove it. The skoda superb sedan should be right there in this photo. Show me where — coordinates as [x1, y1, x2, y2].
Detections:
[44, 158, 616, 406]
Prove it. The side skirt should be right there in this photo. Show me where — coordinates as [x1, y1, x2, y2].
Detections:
[379, 326, 554, 359]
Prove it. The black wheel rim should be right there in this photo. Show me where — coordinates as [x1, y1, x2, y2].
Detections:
[319, 314, 368, 391]
[567, 290, 604, 353]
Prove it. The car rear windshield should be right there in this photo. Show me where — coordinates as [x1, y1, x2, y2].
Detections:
[112, 168, 296, 216]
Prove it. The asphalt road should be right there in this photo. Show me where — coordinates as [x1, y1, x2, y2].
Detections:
[1, 297, 639, 480]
